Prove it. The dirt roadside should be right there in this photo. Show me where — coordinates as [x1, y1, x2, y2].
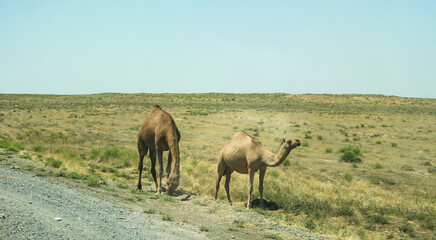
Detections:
[0, 153, 333, 240]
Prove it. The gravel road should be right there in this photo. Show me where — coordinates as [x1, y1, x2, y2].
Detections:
[0, 164, 206, 240]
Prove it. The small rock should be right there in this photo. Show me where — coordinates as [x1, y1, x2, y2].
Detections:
[0, 214, 6, 219]
[10, 165, 20, 169]
[54, 217, 62, 221]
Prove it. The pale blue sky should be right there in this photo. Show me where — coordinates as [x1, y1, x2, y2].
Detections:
[0, 1, 435, 98]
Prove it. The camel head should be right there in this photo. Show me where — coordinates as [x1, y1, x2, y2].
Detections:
[166, 173, 179, 195]
[281, 138, 301, 151]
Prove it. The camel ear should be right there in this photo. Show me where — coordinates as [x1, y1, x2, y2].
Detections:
[282, 138, 286, 144]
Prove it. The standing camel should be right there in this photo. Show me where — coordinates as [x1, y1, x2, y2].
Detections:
[215, 131, 300, 208]
[137, 105, 181, 195]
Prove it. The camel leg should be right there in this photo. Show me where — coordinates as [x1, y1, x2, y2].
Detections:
[215, 174, 223, 200]
[156, 148, 164, 194]
[224, 171, 232, 205]
[215, 155, 226, 200]
[166, 151, 172, 178]
[137, 140, 148, 190]
[259, 168, 266, 207]
[247, 169, 255, 209]
[149, 149, 157, 191]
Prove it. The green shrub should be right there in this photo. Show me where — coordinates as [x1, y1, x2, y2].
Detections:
[45, 156, 62, 168]
[264, 233, 280, 239]
[325, 147, 333, 153]
[161, 213, 173, 221]
[373, 163, 383, 169]
[391, 142, 397, 147]
[50, 132, 67, 140]
[304, 133, 312, 139]
[305, 218, 316, 230]
[398, 222, 415, 237]
[233, 220, 245, 228]
[335, 201, 355, 217]
[363, 223, 376, 231]
[85, 174, 103, 187]
[89, 149, 100, 159]
[282, 158, 291, 166]
[143, 209, 156, 214]
[302, 142, 309, 147]
[0, 138, 24, 152]
[420, 216, 435, 230]
[369, 178, 380, 185]
[375, 140, 382, 144]
[32, 145, 47, 153]
[401, 164, 414, 171]
[317, 135, 323, 140]
[366, 214, 389, 225]
[185, 166, 193, 174]
[339, 152, 361, 163]
[338, 146, 361, 155]
[343, 173, 353, 182]
[67, 172, 86, 179]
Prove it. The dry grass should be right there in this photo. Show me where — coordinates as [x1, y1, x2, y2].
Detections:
[1, 93, 435, 239]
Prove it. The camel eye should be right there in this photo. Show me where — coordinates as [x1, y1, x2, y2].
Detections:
[287, 140, 292, 144]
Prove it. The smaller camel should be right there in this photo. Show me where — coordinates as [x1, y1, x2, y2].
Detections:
[215, 131, 300, 208]
[137, 105, 181, 195]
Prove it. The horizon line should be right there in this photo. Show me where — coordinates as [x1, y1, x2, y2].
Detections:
[0, 92, 434, 99]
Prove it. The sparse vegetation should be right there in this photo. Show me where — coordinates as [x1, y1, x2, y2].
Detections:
[199, 226, 209, 232]
[0, 138, 24, 153]
[143, 209, 156, 214]
[45, 156, 62, 168]
[1, 93, 435, 240]
[343, 173, 353, 182]
[161, 213, 173, 221]
[369, 178, 380, 185]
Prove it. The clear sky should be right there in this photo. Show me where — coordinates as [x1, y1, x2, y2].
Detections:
[0, 1, 435, 98]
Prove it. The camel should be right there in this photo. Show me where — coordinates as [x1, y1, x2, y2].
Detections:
[215, 131, 300, 209]
[137, 105, 181, 195]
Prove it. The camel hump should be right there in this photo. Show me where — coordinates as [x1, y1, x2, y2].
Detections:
[250, 137, 262, 146]
[154, 105, 161, 109]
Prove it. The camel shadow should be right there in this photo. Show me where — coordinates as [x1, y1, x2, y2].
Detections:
[251, 198, 280, 211]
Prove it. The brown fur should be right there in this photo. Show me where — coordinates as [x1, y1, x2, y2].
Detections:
[215, 131, 300, 208]
[137, 105, 181, 195]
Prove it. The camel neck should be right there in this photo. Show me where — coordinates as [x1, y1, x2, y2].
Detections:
[265, 145, 291, 167]
[171, 144, 180, 174]
[167, 132, 180, 175]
